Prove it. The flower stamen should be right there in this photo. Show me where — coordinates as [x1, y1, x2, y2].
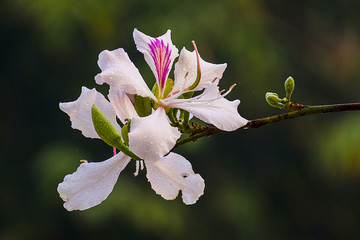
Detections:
[134, 160, 145, 176]
[140, 160, 144, 170]
[134, 160, 140, 176]
[166, 83, 237, 107]
[184, 41, 201, 91]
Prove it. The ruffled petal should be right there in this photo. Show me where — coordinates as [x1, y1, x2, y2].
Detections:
[59, 86, 121, 138]
[128, 107, 181, 161]
[168, 86, 248, 131]
[108, 86, 139, 125]
[133, 29, 179, 92]
[173, 47, 227, 93]
[57, 153, 131, 211]
[146, 152, 205, 204]
[95, 48, 156, 100]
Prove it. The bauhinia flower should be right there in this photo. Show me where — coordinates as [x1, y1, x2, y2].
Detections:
[58, 29, 247, 211]
[58, 86, 205, 211]
[95, 29, 248, 131]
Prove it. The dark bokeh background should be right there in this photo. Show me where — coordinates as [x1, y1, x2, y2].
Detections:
[1, 0, 360, 239]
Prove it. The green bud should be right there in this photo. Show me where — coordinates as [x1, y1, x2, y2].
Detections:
[91, 105, 141, 160]
[265, 92, 285, 108]
[284, 76, 295, 100]
[134, 95, 152, 117]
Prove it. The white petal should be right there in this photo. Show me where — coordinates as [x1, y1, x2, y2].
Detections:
[95, 48, 156, 100]
[146, 152, 205, 204]
[169, 86, 248, 131]
[128, 107, 181, 161]
[108, 86, 139, 124]
[57, 153, 131, 211]
[133, 29, 179, 88]
[59, 86, 121, 138]
[173, 47, 227, 93]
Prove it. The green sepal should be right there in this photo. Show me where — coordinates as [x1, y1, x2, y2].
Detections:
[284, 76, 295, 100]
[152, 78, 174, 99]
[181, 110, 190, 125]
[167, 108, 177, 125]
[121, 120, 130, 146]
[163, 78, 174, 98]
[151, 82, 158, 96]
[134, 95, 152, 117]
[152, 83, 160, 109]
[91, 105, 142, 160]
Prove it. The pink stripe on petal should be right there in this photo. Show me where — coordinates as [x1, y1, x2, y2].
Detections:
[148, 39, 172, 93]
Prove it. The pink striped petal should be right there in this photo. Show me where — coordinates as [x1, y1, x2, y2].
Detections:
[133, 29, 179, 97]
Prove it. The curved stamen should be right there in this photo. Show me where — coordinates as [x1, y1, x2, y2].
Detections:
[164, 83, 237, 106]
[184, 41, 201, 91]
[134, 160, 140, 176]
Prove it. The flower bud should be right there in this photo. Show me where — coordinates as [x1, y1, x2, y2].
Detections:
[284, 76, 295, 100]
[265, 92, 285, 108]
[91, 105, 141, 160]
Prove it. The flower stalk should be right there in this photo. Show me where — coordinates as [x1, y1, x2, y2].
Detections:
[174, 102, 360, 149]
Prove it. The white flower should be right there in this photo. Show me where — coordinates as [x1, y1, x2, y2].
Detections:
[58, 87, 205, 211]
[95, 29, 248, 131]
[58, 29, 247, 211]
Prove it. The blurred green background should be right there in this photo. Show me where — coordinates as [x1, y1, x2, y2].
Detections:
[1, 0, 360, 239]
